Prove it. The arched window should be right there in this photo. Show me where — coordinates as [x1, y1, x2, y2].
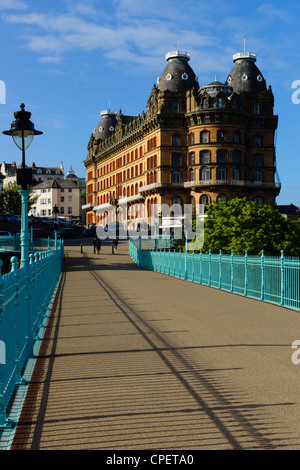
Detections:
[217, 130, 226, 142]
[172, 153, 181, 166]
[200, 150, 209, 164]
[253, 135, 262, 147]
[201, 166, 209, 181]
[233, 131, 240, 143]
[172, 101, 179, 114]
[189, 152, 195, 165]
[200, 131, 209, 143]
[253, 197, 263, 206]
[200, 194, 210, 206]
[172, 134, 180, 146]
[217, 194, 227, 203]
[254, 154, 262, 166]
[217, 166, 226, 180]
[217, 149, 226, 163]
[217, 96, 224, 108]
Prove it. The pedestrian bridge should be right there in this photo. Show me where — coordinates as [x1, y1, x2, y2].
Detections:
[1, 240, 300, 451]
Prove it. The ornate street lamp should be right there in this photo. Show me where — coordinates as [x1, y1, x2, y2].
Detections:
[3, 103, 43, 268]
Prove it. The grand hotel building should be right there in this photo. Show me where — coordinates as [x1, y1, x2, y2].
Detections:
[83, 48, 280, 227]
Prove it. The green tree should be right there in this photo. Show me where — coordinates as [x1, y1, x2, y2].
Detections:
[0, 182, 38, 215]
[202, 198, 300, 256]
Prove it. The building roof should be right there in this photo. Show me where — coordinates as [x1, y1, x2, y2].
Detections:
[94, 109, 118, 141]
[157, 50, 199, 93]
[225, 51, 267, 93]
[33, 178, 78, 190]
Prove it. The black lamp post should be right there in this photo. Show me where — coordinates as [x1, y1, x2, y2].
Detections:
[3, 103, 43, 268]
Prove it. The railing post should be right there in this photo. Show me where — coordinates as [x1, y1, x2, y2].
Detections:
[230, 250, 234, 292]
[208, 250, 211, 286]
[261, 250, 265, 301]
[244, 250, 248, 296]
[192, 250, 195, 282]
[280, 250, 285, 306]
[200, 250, 202, 284]
[219, 249, 222, 289]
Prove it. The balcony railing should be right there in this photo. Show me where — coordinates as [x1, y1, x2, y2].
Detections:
[184, 179, 281, 189]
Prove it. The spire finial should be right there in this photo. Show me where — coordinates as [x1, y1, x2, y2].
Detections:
[244, 34, 246, 53]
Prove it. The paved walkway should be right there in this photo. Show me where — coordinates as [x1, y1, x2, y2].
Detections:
[7, 241, 300, 450]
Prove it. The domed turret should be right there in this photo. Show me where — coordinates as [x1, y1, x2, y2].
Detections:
[198, 77, 233, 109]
[94, 109, 118, 141]
[225, 51, 267, 93]
[157, 50, 199, 93]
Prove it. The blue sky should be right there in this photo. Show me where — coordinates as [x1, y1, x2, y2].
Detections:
[0, 0, 299, 205]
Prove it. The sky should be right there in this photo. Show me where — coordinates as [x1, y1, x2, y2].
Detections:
[0, 0, 299, 205]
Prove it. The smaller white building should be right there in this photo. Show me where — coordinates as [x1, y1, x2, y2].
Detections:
[30, 178, 82, 220]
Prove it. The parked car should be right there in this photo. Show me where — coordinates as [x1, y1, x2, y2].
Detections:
[0, 231, 13, 242]
[31, 228, 49, 238]
[51, 228, 81, 239]
[83, 226, 96, 237]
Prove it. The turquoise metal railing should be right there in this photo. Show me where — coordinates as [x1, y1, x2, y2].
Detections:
[0, 235, 58, 253]
[0, 243, 64, 428]
[129, 239, 300, 311]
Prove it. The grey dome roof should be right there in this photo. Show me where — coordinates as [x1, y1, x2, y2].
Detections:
[94, 110, 118, 141]
[225, 52, 267, 93]
[200, 78, 233, 96]
[157, 50, 199, 93]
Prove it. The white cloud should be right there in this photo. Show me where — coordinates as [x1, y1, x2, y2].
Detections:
[0, 0, 27, 10]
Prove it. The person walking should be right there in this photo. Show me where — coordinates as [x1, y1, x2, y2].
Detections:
[93, 236, 97, 254]
[96, 237, 101, 254]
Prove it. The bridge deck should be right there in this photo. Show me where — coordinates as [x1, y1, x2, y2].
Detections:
[6, 240, 300, 450]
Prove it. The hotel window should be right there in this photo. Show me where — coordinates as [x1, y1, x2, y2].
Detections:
[233, 168, 239, 181]
[217, 130, 226, 142]
[254, 154, 262, 167]
[200, 131, 209, 143]
[200, 150, 209, 164]
[217, 194, 227, 203]
[172, 135, 180, 146]
[233, 131, 240, 143]
[172, 101, 179, 114]
[189, 168, 195, 182]
[253, 135, 262, 147]
[60, 196, 64, 202]
[253, 103, 260, 115]
[172, 153, 181, 166]
[201, 166, 210, 181]
[217, 149, 226, 163]
[171, 170, 181, 183]
[254, 170, 262, 184]
[60, 207, 64, 214]
[68, 207, 72, 215]
[189, 152, 195, 165]
[233, 150, 240, 164]
[189, 133, 195, 145]
[217, 97, 224, 108]
[217, 166, 226, 180]
[200, 194, 210, 206]
[254, 197, 263, 206]
[202, 97, 209, 109]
